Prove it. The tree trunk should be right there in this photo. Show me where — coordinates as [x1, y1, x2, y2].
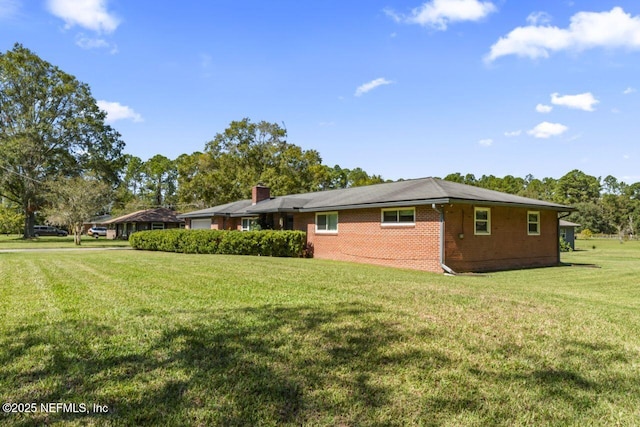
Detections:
[23, 209, 35, 239]
[73, 223, 82, 246]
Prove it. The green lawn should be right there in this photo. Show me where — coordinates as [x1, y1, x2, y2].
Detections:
[1, 240, 639, 426]
[0, 234, 130, 249]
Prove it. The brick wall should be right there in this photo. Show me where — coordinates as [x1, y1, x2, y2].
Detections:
[443, 205, 559, 272]
[300, 206, 442, 272]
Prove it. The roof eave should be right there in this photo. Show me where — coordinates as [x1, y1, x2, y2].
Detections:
[298, 198, 452, 212]
[446, 198, 576, 211]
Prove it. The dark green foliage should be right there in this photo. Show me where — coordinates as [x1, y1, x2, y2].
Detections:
[559, 237, 572, 252]
[129, 229, 307, 257]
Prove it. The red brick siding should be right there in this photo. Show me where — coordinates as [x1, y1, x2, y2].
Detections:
[301, 206, 442, 272]
[443, 205, 559, 272]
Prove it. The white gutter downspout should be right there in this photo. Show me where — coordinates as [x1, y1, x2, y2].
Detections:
[432, 204, 457, 275]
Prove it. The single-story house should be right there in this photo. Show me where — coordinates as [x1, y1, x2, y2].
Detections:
[103, 208, 184, 239]
[178, 178, 575, 273]
[559, 219, 580, 250]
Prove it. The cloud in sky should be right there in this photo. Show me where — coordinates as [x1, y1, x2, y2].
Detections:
[527, 121, 568, 139]
[75, 34, 118, 53]
[551, 92, 598, 111]
[535, 104, 553, 113]
[486, 7, 640, 62]
[355, 78, 394, 97]
[504, 130, 522, 137]
[478, 138, 493, 146]
[47, 0, 120, 33]
[526, 11, 551, 26]
[97, 100, 142, 123]
[0, 0, 20, 19]
[623, 87, 636, 94]
[385, 0, 496, 30]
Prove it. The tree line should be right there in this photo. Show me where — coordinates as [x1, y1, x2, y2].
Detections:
[114, 118, 384, 215]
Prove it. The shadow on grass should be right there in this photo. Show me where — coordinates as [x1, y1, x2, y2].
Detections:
[0, 304, 638, 426]
[0, 303, 446, 426]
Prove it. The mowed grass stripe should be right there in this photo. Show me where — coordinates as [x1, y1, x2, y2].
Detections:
[0, 242, 639, 425]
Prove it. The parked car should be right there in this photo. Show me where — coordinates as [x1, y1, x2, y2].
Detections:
[33, 225, 68, 237]
[88, 226, 108, 237]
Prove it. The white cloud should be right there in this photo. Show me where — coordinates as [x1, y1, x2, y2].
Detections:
[0, 0, 20, 19]
[551, 92, 599, 111]
[47, 0, 120, 33]
[478, 138, 493, 146]
[486, 7, 640, 62]
[385, 0, 496, 31]
[354, 78, 394, 97]
[526, 11, 551, 26]
[623, 87, 636, 94]
[504, 130, 522, 137]
[75, 34, 118, 53]
[527, 121, 568, 138]
[97, 100, 142, 123]
[536, 104, 553, 113]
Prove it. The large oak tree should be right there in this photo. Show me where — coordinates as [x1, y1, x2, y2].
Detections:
[0, 44, 124, 237]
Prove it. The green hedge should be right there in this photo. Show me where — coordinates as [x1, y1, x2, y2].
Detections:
[129, 229, 307, 257]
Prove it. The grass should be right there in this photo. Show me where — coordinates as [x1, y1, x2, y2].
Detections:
[0, 234, 130, 249]
[0, 240, 639, 425]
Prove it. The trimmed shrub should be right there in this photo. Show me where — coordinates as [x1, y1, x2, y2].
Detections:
[559, 236, 572, 252]
[129, 229, 307, 257]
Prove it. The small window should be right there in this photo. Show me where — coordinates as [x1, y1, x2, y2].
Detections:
[528, 211, 540, 235]
[316, 212, 338, 233]
[381, 208, 415, 225]
[151, 223, 164, 230]
[241, 217, 258, 231]
[474, 207, 491, 235]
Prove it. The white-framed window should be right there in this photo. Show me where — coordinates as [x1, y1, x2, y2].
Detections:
[381, 207, 415, 225]
[241, 217, 258, 231]
[527, 211, 540, 235]
[316, 212, 338, 233]
[474, 207, 491, 235]
[151, 222, 164, 230]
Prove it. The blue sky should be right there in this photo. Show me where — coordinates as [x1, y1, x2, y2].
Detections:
[2, 0, 640, 183]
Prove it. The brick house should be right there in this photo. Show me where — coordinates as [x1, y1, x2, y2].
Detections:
[177, 178, 574, 273]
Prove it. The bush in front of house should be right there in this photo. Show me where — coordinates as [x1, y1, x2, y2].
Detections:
[129, 229, 307, 257]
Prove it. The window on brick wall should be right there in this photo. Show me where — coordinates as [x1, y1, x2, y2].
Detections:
[381, 207, 415, 225]
[527, 211, 540, 235]
[474, 207, 491, 235]
[316, 212, 338, 233]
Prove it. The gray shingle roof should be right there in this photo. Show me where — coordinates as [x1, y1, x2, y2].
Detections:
[104, 208, 184, 224]
[178, 199, 252, 218]
[178, 177, 573, 219]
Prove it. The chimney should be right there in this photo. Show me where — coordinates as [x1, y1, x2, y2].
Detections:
[252, 184, 270, 205]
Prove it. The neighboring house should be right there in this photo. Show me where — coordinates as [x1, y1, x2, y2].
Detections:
[559, 219, 580, 250]
[103, 208, 184, 239]
[178, 178, 574, 273]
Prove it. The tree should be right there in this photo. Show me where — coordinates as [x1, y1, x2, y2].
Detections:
[143, 154, 177, 207]
[0, 44, 124, 238]
[554, 169, 600, 205]
[0, 201, 22, 234]
[41, 176, 111, 245]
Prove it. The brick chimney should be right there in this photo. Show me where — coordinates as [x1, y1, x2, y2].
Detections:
[252, 184, 270, 205]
